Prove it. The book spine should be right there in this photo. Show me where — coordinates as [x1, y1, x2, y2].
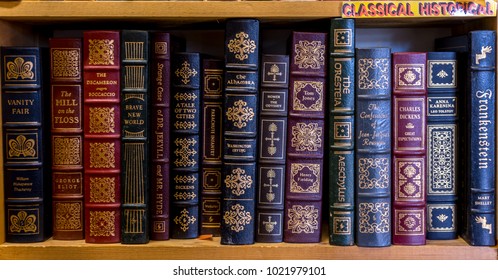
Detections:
[49, 38, 84, 240]
[149, 32, 173, 240]
[355, 48, 392, 247]
[392, 52, 427, 245]
[221, 19, 259, 245]
[328, 18, 355, 246]
[426, 51, 458, 240]
[256, 54, 289, 243]
[83, 30, 121, 243]
[465, 30, 496, 246]
[1, 47, 51, 242]
[171, 52, 201, 239]
[120, 30, 149, 244]
[284, 32, 327, 243]
[201, 58, 224, 236]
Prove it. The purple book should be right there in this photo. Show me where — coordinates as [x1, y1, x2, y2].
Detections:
[284, 32, 327, 243]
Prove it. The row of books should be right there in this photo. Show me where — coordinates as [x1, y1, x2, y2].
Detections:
[1, 18, 495, 246]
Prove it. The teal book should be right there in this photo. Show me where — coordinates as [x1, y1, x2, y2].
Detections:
[355, 48, 392, 247]
[328, 18, 356, 246]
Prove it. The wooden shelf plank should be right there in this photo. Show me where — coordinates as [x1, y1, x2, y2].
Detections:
[0, 1, 343, 21]
[0, 237, 496, 260]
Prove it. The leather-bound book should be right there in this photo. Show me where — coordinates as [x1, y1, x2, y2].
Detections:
[149, 32, 185, 240]
[221, 19, 259, 245]
[284, 31, 327, 243]
[426, 51, 458, 240]
[256, 54, 289, 243]
[83, 30, 121, 243]
[200, 58, 224, 236]
[49, 38, 84, 240]
[120, 30, 149, 244]
[392, 52, 427, 245]
[171, 52, 201, 239]
[464, 30, 496, 246]
[1, 47, 51, 242]
[328, 18, 355, 246]
[355, 48, 391, 247]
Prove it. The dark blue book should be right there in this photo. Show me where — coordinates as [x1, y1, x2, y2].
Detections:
[1, 47, 52, 242]
[355, 48, 392, 247]
[171, 52, 201, 239]
[328, 18, 356, 246]
[256, 54, 289, 243]
[221, 19, 259, 245]
[120, 30, 150, 244]
[426, 51, 459, 240]
[436, 31, 496, 246]
[466, 31, 496, 246]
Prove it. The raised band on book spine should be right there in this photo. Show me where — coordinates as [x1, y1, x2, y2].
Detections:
[49, 38, 84, 240]
[392, 52, 427, 245]
[221, 19, 259, 245]
[171, 52, 201, 239]
[1, 47, 51, 242]
[355, 48, 391, 247]
[120, 30, 149, 244]
[426, 51, 458, 240]
[284, 31, 327, 243]
[83, 31, 121, 243]
[256, 54, 289, 243]
[328, 18, 355, 246]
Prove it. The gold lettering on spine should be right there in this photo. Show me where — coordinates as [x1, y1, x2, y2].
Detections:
[290, 163, 321, 193]
[476, 89, 493, 169]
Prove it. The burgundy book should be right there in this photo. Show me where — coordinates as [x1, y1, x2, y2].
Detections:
[149, 33, 185, 240]
[284, 32, 327, 243]
[83, 30, 121, 243]
[200, 58, 224, 236]
[392, 52, 427, 245]
[149, 32, 173, 240]
[50, 38, 84, 240]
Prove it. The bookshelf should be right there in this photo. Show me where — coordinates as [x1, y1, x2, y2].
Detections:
[0, 0, 497, 260]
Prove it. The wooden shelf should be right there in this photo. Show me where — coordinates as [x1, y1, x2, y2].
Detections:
[0, 236, 496, 260]
[0, 1, 343, 23]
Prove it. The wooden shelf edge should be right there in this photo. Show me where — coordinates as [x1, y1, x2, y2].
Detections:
[0, 1, 343, 21]
[0, 237, 496, 260]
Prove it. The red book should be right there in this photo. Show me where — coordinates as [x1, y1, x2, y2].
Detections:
[50, 38, 84, 240]
[392, 52, 427, 245]
[83, 31, 121, 243]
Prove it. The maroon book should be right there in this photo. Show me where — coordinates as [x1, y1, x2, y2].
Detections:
[83, 31, 121, 243]
[50, 38, 84, 240]
[149, 32, 173, 240]
[284, 32, 327, 243]
[392, 52, 427, 245]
